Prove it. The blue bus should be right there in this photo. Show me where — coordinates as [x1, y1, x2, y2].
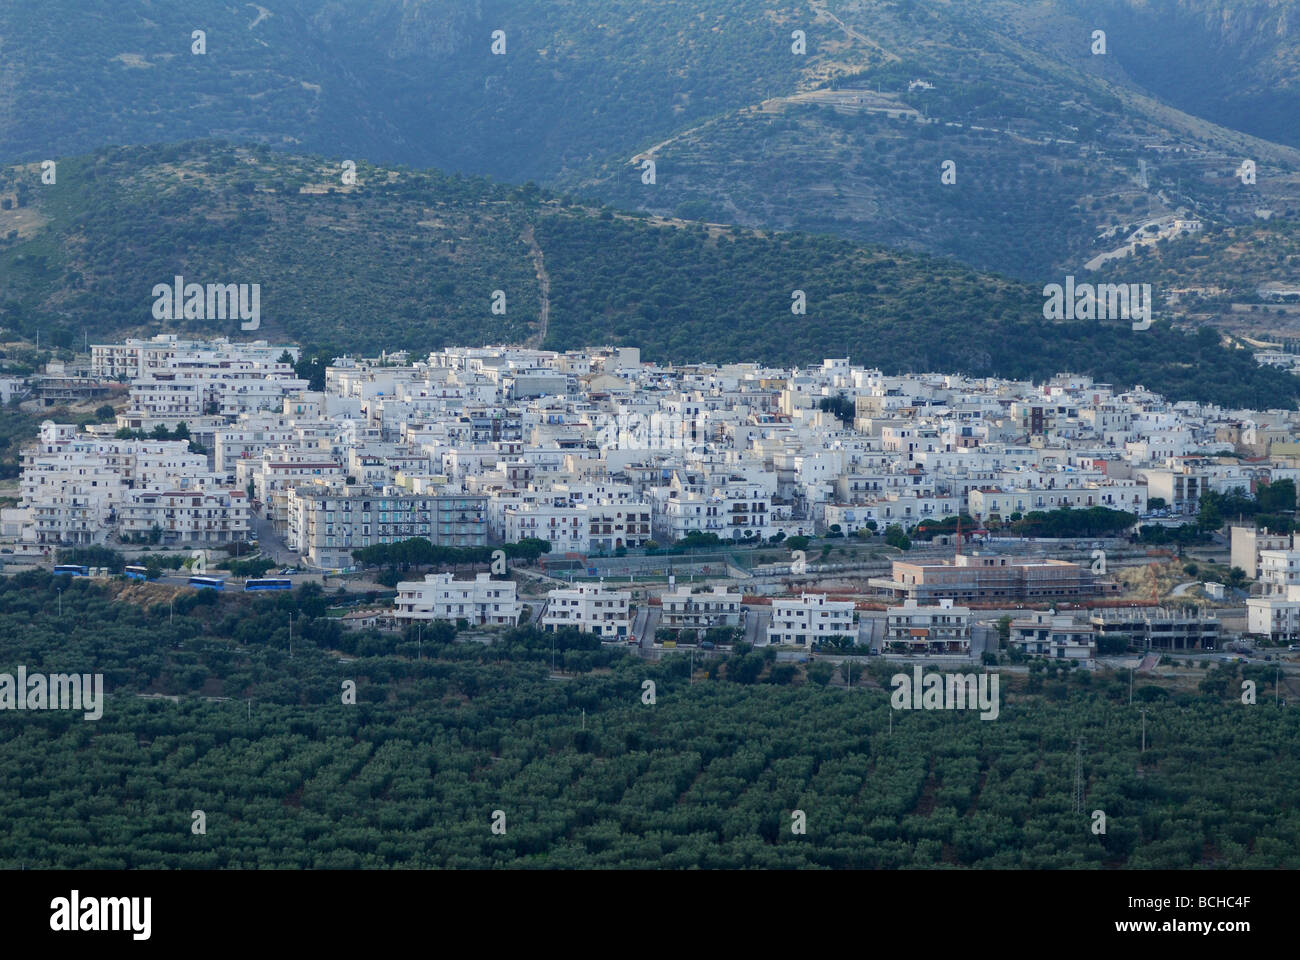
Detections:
[124, 565, 149, 581]
[53, 564, 89, 577]
[244, 578, 291, 592]
[188, 575, 226, 591]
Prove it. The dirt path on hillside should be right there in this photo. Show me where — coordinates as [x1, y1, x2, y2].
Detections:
[521, 223, 550, 349]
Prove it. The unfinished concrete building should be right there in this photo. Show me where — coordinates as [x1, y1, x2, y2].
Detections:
[1089, 607, 1220, 653]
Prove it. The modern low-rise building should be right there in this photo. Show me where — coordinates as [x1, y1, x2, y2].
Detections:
[659, 584, 743, 632]
[393, 572, 519, 627]
[1246, 595, 1300, 642]
[1009, 611, 1097, 661]
[541, 583, 631, 639]
[768, 593, 855, 647]
[884, 598, 972, 655]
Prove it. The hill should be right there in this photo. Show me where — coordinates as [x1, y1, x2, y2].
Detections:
[2, 1, 1299, 285]
[0, 141, 1296, 410]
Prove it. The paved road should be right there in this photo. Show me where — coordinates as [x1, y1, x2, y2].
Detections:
[249, 512, 295, 565]
[633, 605, 660, 650]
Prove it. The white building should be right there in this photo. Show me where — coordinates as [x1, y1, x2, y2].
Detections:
[542, 583, 631, 639]
[91, 335, 298, 380]
[1257, 549, 1300, 596]
[1247, 596, 1300, 642]
[883, 598, 972, 655]
[767, 593, 855, 647]
[586, 501, 653, 553]
[119, 489, 250, 545]
[1008, 611, 1097, 661]
[393, 572, 519, 627]
[659, 584, 743, 632]
[503, 503, 589, 554]
[1231, 526, 1293, 580]
[657, 483, 773, 543]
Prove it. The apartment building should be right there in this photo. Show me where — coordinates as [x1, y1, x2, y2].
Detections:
[541, 583, 631, 639]
[586, 501, 653, 552]
[1008, 611, 1097, 661]
[657, 484, 772, 542]
[214, 419, 302, 477]
[31, 484, 115, 545]
[91, 335, 297, 380]
[767, 593, 856, 647]
[1257, 549, 1300, 596]
[119, 489, 250, 545]
[659, 584, 743, 632]
[1247, 595, 1300, 642]
[287, 486, 488, 569]
[969, 481, 1147, 519]
[251, 455, 348, 526]
[884, 598, 972, 655]
[1231, 526, 1294, 580]
[503, 503, 589, 554]
[393, 572, 519, 627]
[841, 493, 961, 531]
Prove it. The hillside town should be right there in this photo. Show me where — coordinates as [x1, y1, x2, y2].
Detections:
[6, 334, 1300, 661]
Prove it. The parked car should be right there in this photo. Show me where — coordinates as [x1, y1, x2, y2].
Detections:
[700, 641, 715, 650]
[1289, 644, 1300, 652]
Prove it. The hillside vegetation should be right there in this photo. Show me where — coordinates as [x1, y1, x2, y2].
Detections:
[2, 1, 1299, 284]
[1, 142, 1296, 409]
[2, 574, 1298, 869]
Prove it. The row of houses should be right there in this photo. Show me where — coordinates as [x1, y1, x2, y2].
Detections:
[384, 566, 1217, 664]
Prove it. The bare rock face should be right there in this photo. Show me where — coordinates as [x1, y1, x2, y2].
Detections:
[306, 0, 481, 60]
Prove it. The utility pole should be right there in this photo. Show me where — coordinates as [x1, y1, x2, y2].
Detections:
[170, 597, 174, 625]
[288, 612, 293, 659]
[1140, 707, 1147, 753]
[1073, 737, 1086, 814]
[1129, 667, 1133, 706]
[57, 587, 62, 617]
